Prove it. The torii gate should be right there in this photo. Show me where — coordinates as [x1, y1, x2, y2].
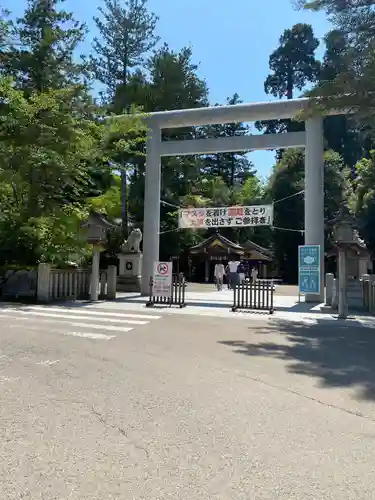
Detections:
[137, 98, 336, 301]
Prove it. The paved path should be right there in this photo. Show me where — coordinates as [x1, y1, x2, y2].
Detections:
[106, 290, 375, 328]
[1, 313, 375, 498]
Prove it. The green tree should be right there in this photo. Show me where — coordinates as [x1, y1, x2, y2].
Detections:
[256, 23, 320, 140]
[91, 0, 159, 101]
[124, 44, 209, 257]
[202, 93, 256, 186]
[267, 148, 346, 282]
[298, 0, 375, 122]
[350, 152, 375, 252]
[0, 0, 113, 205]
[91, 0, 159, 233]
[6, 0, 87, 93]
[319, 29, 364, 169]
[0, 73, 144, 266]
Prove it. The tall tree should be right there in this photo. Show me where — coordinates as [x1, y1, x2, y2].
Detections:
[319, 29, 364, 169]
[118, 44, 209, 258]
[91, 0, 159, 234]
[265, 23, 320, 100]
[350, 152, 375, 252]
[267, 148, 347, 282]
[91, 0, 159, 102]
[6, 0, 87, 93]
[298, 0, 375, 122]
[202, 93, 256, 187]
[256, 23, 320, 141]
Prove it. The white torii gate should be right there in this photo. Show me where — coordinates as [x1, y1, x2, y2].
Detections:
[139, 97, 335, 301]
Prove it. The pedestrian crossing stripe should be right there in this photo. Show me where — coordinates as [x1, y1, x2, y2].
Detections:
[1, 306, 161, 321]
[0, 306, 162, 340]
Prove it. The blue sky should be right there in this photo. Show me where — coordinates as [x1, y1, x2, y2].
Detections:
[5, 0, 331, 178]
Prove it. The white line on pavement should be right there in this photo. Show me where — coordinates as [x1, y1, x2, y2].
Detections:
[0, 314, 133, 332]
[18, 306, 162, 320]
[69, 322, 132, 332]
[0, 309, 149, 325]
[64, 331, 115, 340]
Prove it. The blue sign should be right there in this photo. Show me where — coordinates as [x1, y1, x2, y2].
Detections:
[298, 245, 321, 294]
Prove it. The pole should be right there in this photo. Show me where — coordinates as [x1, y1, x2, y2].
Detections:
[91, 246, 100, 301]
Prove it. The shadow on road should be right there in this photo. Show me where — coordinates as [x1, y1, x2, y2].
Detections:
[219, 318, 375, 401]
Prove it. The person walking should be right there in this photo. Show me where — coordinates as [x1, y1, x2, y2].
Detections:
[214, 262, 225, 291]
[237, 260, 246, 284]
[251, 266, 258, 283]
[228, 259, 240, 289]
[225, 263, 231, 289]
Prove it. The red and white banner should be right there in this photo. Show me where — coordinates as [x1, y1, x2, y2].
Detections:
[178, 205, 273, 229]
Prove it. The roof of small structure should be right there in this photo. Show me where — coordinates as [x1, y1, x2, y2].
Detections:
[189, 233, 244, 254]
[243, 240, 273, 256]
[81, 211, 117, 228]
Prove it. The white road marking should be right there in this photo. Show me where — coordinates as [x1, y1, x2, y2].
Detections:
[19, 306, 162, 321]
[37, 360, 59, 366]
[0, 376, 19, 383]
[0, 309, 149, 325]
[0, 314, 133, 331]
[65, 331, 115, 340]
[0, 305, 164, 341]
[68, 322, 132, 332]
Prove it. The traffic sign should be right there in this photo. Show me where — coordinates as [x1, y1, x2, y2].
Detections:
[153, 261, 172, 298]
[298, 245, 321, 295]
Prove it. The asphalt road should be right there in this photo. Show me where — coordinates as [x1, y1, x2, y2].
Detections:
[1, 307, 375, 499]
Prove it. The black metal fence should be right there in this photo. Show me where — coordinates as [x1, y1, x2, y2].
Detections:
[232, 280, 274, 314]
[146, 274, 187, 308]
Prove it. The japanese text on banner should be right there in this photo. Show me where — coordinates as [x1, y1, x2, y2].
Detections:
[178, 205, 273, 229]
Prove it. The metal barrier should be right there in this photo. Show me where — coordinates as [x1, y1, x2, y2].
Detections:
[232, 280, 274, 314]
[146, 274, 187, 308]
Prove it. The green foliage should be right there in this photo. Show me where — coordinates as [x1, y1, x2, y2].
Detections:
[265, 23, 320, 99]
[267, 149, 347, 282]
[256, 23, 320, 144]
[350, 152, 375, 250]
[88, 175, 122, 219]
[91, 0, 159, 101]
[0, 205, 90, 267]
[202, 94, 256, 186]
[299, 0, 375, 126]
[5, 0, 88, 92]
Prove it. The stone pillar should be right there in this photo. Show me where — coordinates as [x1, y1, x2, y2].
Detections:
[117, 253, 142, 292]
[305, 117, 325, 302]
[338, 248, 348, 318]
[325, 273, 334, 306]
[141, 120, 161, 295]
[37, 263, 51, 303]
[107, 265, 117, 300]
[90, 247, 100, 301]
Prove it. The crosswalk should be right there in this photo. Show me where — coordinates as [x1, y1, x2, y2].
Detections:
[0, 305, 162, 341]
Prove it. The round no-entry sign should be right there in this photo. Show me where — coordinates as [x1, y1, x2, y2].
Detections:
[157, 262, 169, 275]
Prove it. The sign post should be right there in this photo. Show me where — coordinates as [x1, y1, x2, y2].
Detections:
[298, 245, 321, 299]
[153, 262, 172, 298]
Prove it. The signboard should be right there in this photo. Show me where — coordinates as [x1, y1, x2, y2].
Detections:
[153, 261, 172, 298]
[298, 245, 321, 294]
[178, 205, 273, 229]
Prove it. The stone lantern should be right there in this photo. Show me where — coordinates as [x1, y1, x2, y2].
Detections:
[81, 212, 115, 301]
